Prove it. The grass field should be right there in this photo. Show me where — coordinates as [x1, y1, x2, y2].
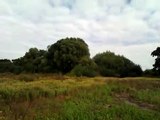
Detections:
[0, 74, 160, 120]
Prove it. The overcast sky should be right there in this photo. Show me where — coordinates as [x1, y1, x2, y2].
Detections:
[0, 0, 160, 70]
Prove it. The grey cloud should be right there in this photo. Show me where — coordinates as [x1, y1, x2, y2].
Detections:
[0, 0, 160, 70]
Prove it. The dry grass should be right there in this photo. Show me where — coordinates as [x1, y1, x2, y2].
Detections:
[0, 74, 160, 120]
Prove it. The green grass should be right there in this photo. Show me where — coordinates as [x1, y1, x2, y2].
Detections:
[0, 75, 160, 120]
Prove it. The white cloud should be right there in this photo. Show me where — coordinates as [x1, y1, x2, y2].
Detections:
[0, 0, 13, 15]
[131, 0, 160, 11]
[0, 0, 160, 70]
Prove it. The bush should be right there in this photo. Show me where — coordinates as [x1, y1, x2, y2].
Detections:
[70, 57, 98, 77]
[93, 51, 143, 77]
[70, 65, 97, 77]
[143, 69, 157, 77]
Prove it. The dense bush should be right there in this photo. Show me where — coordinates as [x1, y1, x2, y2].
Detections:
[93, 51, 143, 77]
[0, 59, 14, 73]
[70, 65, 97, 77]
[70, 57, 98, 77]
[120, 65, 143, 77]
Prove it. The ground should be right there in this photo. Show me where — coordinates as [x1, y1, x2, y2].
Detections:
[0, 74, 160, 120]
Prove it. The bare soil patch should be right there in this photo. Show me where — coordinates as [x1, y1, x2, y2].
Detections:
[114, 92, 158, 111]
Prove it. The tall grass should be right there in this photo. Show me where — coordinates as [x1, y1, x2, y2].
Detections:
[0, 75, 160, 120]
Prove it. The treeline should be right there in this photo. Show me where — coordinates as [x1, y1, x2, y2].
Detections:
[0, 37, 144, 77]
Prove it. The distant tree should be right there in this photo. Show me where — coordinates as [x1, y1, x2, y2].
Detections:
[0, 59, 14, 73]
[144, 69, 154, 77]
[151, 47, 160, 75]
[120, 64, 143, 77]
[93, 51, 122, 76]
[0, 37, 144, 77]
[13, 48, 48, 73]
[47, 37, 90, 73]
[12, 57, 24, 74]
[93, 51, 142, 77]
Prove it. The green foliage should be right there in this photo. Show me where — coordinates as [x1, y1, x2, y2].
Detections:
[12, 48, 50, 73]
[144, 69, 155, 76]
[120, 64, 143, 77]
[0, 59, 14, 73]
[47, 37, 90, 73]
[0, 37, 143, 77]
[70, 57, 98, 77]
[151, 47, 160, 75]
[93, 51, 142, 77]
[70, 65, 96, 77]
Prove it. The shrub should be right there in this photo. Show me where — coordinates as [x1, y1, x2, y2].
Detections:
[71, 65, 97, 77]
[93, 51, 143, 77]
[70, 57, 98, 77]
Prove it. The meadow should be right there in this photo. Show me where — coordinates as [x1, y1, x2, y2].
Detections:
[0, 74, 160, 120]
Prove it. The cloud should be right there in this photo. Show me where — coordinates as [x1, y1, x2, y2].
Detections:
[131, 0, 160, 11]
[0, 0, 159, 70]
[0, 0, 13, 15]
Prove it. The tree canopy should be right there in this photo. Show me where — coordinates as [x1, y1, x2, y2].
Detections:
[151, 47, 160, 75]
[12, 48, 48, 73]
[93, 51, 142, 77]
[47, 37, 90, 73]
[0, 37, 144, 77]
[0, 59, 14, 73]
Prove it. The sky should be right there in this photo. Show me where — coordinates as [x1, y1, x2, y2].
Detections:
[0, 0, 160, 70]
